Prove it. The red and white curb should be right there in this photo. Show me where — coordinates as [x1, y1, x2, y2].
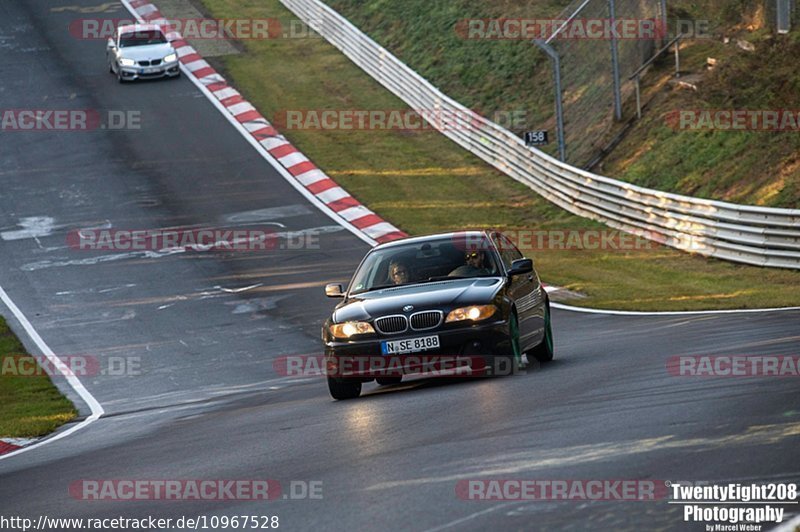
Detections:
[0, 438, 39, 456]
[121, 0, 406, 246]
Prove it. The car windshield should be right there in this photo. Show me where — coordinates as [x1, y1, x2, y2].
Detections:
[119, 30, 167, 48]
[348, 236, 500, 295]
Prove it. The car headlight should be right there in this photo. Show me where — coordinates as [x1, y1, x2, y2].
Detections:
[119, 58, 136, 67]
[445, 305, 497, 323]
[163, 53, 177, 63]
[329, 321, 375, 339]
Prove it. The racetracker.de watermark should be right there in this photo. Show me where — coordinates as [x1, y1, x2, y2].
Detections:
[456, 479, 668, 500]
[0, 110, 141, 131]
[272, 108, 513, 131]
[1, 355, 141, 377]
[70, 18, 321, 40]
[273, 354, 530, 378]
[666, 109, 800, 131]
[667, 356, 800, 377]
[450, 229, 665, 253]
[68, 480, 323, 500]
[66, 228, 319, 252]
[455, 18, 667, 40]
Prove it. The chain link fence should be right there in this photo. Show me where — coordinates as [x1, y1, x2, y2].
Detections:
[540, 0, 663, 166]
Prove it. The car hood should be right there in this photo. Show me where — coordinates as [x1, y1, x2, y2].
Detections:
[118, 44, 174, 61]
[333, 277, 503, 322]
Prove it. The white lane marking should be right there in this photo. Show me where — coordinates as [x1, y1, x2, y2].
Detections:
[551, 302, 800, 316]
[1, 216, 56, 241]
[0, 286, 104, 461]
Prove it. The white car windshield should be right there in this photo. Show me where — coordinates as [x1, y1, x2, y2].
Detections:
[119, 30, 167, 48]
[349, 236, 500, 295]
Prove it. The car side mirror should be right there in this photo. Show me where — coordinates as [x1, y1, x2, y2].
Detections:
[507, 258, 533, 277]
[325, 283, 345, 298]
[107, 38, 116, 49]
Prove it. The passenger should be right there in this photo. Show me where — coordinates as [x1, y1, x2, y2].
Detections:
[388, 259, 411, 285]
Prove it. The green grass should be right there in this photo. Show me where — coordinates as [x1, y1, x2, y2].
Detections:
[0, 317, 77, 437]
[196, 0, 800, 311]
[313, 0, 800, 207]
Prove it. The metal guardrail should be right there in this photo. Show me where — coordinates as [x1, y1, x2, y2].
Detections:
[279, 0, 800, 269]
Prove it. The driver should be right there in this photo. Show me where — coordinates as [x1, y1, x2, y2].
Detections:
[449, 250, 490, 277]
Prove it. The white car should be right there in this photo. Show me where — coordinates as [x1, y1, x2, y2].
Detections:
[106, 24, 180, 83]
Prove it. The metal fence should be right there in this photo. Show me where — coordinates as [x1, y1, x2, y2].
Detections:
[539, 0, 664, 166]
[279, 0, 800, 269]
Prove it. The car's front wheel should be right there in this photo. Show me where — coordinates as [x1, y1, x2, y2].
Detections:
[529, 298, 554, 363]
[488, 311, 521, 377]
[327, 376, 362, 400]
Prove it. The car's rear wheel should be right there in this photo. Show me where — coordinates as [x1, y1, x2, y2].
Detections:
[529, 298, 554, 363]
[376, 376, 402, 386]
[327, 376, 362, 400]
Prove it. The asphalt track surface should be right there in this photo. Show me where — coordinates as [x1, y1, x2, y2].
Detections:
[1, 1, 799, 530]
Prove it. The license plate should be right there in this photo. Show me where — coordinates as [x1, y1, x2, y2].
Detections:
[140, 67, 157, 74]
[381, 335, 440, 355]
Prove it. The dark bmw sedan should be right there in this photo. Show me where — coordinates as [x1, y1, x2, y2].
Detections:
[322, 231, 554, 400]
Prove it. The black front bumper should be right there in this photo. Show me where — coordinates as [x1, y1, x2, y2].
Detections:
[324, 319, 511, 380]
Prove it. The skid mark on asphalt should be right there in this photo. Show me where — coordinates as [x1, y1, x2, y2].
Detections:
[36, 308, 136, 329]
[223, 204, 313, 223]
[364, 422, 800, 491]
[0, 216, 57, 240]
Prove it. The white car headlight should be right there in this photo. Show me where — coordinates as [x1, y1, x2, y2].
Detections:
[163, 53, 177, 63]
[329, 321, 375, 339]
[119, 58, 136, 67]
[445, 305, 497, 323]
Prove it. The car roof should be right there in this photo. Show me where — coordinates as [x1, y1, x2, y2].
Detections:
[373, 230, 493, 250]
[117, 24, 164, 35]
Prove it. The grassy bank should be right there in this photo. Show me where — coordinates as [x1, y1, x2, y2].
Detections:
[195, 0, 800, 310]
[0, 317, 77, 437]
[317, 0, 800, 207]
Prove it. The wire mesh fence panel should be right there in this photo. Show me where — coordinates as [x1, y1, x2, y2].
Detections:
[544, 0, 661, 166]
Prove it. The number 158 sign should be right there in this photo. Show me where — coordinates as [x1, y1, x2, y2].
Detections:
[524, 130, 548, 146]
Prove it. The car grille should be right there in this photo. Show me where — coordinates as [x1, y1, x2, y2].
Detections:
[374, 315, 408, 335]
[410, 311, 443, 331]
[137, 59, 162, 67]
